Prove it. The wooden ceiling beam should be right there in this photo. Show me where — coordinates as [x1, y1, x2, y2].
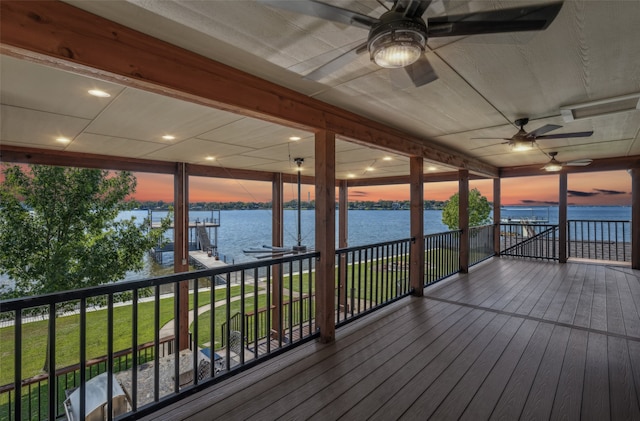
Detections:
[0, 0, 498, 178]
[0, 145, 176, 174]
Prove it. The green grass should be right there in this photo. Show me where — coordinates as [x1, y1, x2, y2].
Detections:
[0, 285, 253, 386]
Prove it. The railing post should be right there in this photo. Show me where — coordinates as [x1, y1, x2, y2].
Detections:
[410, 156, 424, 295]
[315, 131, 336, 343]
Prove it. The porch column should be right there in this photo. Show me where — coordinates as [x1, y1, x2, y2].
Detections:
[174, 163, 190, 351]
[271, 173, 284, 339]
[410, 157, 425, 296]
[315, 130, 336, 343]
[631, 168, 640, 269]
[338, 180, 348, 309]
[559, 173, 568, 263]
[459, 170, 469, 273]
[493, 178, 501, 256]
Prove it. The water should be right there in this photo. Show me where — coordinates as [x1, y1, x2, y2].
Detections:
[1, 206, 632, 289]
[144, 205, 630, 267]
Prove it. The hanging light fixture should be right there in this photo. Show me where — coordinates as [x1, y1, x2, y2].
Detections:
[292, 158, 307, 252]
[542, 151, 563, 171]
[368, 13, 426, 69]
[510, 139, 535, 152]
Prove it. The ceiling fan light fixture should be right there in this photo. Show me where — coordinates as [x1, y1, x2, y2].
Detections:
[543, 160, 563, 172]
[372, 38, 423, 68]
[510, 139, 534, 152]
[369, 16, 426, 69]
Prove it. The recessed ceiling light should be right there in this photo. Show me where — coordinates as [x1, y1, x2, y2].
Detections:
[205, 156, 215, 161]
[162, 135, 175, 140]
[427, 166, 437, 171]
[56, 137, 70, 144]
[88, 89, 111, 98]
[383, 156, 392, 161]
[347, 173, 355, 178]
[289, 136, 301, 141]
[366, 167, 374, 172]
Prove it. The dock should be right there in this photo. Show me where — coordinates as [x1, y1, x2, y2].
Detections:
[188, 250, 228, 269]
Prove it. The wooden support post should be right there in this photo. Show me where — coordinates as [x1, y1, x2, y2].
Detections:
[338, 180, 348, 311]
[315, 131, 336, 343]
[174, 163, 190, 351]
[410, 157, 425, 296]
[559, 173, 568, 263]
[493, 178, 501, 256]
[271, 173, 284, 339]
[459, 170, 469, 273]
[631, 168, 640, 269]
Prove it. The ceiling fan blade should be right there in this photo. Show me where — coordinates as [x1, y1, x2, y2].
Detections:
[304, 41, 368, 81]
[427, 2, 563, 37]
[390, 55, 438, 88]
[536, 130, 594, 140]
[565, 159, 593, 166]
[260, 0, 379, 30]
[526, 124, 562, 138]
[470, 137, 511, 141]
[393, 0, 433, 18]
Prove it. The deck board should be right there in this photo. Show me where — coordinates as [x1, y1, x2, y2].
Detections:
[144, 258, 640, 421]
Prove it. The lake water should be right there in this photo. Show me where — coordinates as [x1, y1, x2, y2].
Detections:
[137, 205, 631, 268]
[0, 206, 632, 289]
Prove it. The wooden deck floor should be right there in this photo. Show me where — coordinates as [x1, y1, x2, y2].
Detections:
[145, 258, 640, 420]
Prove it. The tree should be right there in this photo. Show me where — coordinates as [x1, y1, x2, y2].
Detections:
[0, 164, 170, 298]
[441, 188, 492, 230]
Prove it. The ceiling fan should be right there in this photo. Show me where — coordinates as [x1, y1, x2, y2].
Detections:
[541, 151, 592, 172]
[261, 0, 563, 87]
[473, 118, 594, 152]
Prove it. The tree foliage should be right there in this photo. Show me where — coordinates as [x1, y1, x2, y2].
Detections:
[0, 165, 170, 298]
[441, 188, 492, 230]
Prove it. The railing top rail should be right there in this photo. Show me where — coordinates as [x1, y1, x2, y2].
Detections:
[336, 237, 413, 254]
[424, 229, 462, 239]
[568, 219, 631, 223]
[0, 251, 319, 311]
[469, 224, 494, 229]
[500, 223, 557, 228]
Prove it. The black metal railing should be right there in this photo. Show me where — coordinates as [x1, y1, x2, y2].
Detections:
[335, 238, 413, 326]
[424, 230, 461, 285]
[567, 219, 631, 262]
[469, 225, 495, 267]
[0, 336, 175, 421]
[0, 251, 318, 421]
[500, 223, 559, 260]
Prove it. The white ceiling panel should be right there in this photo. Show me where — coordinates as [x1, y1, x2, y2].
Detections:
[145, 138, 254, 163]
[85, 88, 244, 142]
[67, 133, 167, 158]
[1, 105, 91, 147]
[0, 56, 123, 119]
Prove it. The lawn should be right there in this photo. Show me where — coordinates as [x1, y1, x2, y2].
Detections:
[0, 285, 253, 386]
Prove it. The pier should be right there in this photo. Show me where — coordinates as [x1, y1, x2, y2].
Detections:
[149, 210, 223, 265]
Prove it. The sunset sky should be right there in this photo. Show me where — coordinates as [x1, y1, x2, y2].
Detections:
[132, 170, 632, 206]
